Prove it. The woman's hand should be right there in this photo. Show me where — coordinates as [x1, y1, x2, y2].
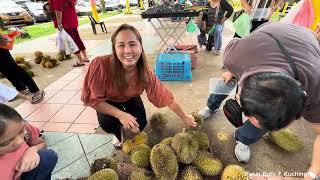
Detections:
[15, 146, 40, 176]
[117, 112, 139, 129]
[182, 115, 197, 127]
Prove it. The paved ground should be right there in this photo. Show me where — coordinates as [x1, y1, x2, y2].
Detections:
[1, 11, 314, 180]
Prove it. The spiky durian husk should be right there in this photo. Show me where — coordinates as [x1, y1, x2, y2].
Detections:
[34, 57, 42, 64]
[24, 61, 31, 69]
[133, 131, 148, 145]
[192, 151, 222, 176]
[190, 131, 209, 151]
[15, 56, 25, 64]
[34, 51, 43, 58]
[150, 144, 178, 179]
[130, 168, 154, 180]
[90, 158, 117, 175]
[221, 165, 248, 180]
[149, 113, 168, 131]
[160, 137, 173, 147]
[88, 168, 118, 180]
[131, 144, 151, 155]
[267, 129, 304, 152]
[181, 166, 203, 180]
[123, 140, 135, 154]
[130, 148, 151, 168]
[171, 131, 199, 164]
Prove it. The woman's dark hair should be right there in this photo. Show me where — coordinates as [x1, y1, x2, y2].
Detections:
[240, 72, 306, 131]
[111, 24, 150, 90]
[0, 104, 23, 137]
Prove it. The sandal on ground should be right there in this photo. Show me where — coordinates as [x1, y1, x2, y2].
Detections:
[31, 90, 45, 104]
[72, 62, 85, 67]
[19, 89, 31, 95]
[83, 59, 90, 62]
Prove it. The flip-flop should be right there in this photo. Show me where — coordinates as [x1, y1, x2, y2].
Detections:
[72, 62, 85, 67]
[19, 89, 31, 95]
[83, 59, 90, 62]
[31, 90, 45, 104]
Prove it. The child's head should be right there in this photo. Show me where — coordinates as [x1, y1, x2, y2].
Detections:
[0, 104, 25, 155]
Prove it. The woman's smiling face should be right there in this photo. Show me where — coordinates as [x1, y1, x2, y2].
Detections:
[114, 29, 142, 69]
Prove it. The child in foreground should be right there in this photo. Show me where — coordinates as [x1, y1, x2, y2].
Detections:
[0, 103, 58, 180]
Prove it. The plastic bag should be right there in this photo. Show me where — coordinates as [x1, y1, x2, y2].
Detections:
[233, 13, 252, 38]
[0, 31, 21, 50]
[56, 29, 79, 55]
[292, 0, 314, 28]
[187, 19, 197, 33]
[280, 0, 304, 24]
[187, 20, 201, 36]
[208, 25, 216, 35]
[209, 78, 237, 95]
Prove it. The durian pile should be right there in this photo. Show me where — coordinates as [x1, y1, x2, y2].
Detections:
[14, 56, 35, 77]
[33, 51, 58, 68]
[87, 113, 248, 180]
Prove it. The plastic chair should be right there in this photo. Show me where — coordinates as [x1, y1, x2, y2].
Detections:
[88, 14, 107, 34]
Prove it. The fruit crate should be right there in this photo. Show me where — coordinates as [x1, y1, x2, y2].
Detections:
[155, 53, 192, 81]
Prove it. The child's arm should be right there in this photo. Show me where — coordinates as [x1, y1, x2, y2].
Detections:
[14, 138, 47, 179]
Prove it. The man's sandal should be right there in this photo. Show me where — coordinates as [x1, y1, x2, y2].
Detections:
[31, 90, 45, 104]
[19, 89, 31, 95]
[72, 62, 85, 67]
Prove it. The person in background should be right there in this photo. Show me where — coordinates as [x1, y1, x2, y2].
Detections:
[81, 24, 197, 148]
[234, 0, 284, 37]
[201, 0, 233, 54]
[0, 35, 45, 104]
[50, 0, 90, 67]
[0, 104, 58, 180]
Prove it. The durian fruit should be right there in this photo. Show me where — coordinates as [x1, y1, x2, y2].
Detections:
[24, 61, 31, 69]
[130, 168, 153, 180]
[58, 50, 66, 57]
[34, 51, 43, 58]
[160, 137, 173, 147]
[265, 129, 304, 152]
[150, 144, 178, 179]
[130, 148, 151, 168]
[42, 55, 51, 61]
[171, 129, 199, 164]
[18, 64, 29, 71]
[150, 113, 168, 132]
[131, 144, 151, 155]
[181, 166, 203, 180]
[26, 70, 34, 77]
[15, 56, 25, 64]
[221, 165, 248, 180]
[34, 57, 42, 64]
[123, 140, 136, 154]
[88, 168, 118, 180]
[133, 131, 148, 145]
[56, 54, 65, 61]
[90, 158, 118, 175]
[45, 61, 54, 68]
[65, 54, 72, 59]
[191, 112, 204, 128]
[192, 151, 222, 176]
[50, 58, 58, 66]
[40, 60, 48, 68]
[190, 131, 209, 151]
